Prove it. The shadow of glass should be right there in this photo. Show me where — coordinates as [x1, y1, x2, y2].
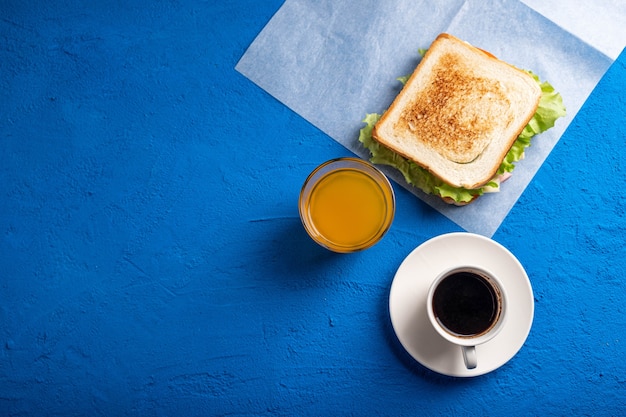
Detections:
[252, 216, 352, 289]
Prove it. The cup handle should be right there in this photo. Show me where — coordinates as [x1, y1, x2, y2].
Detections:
[462, 346, 477, 369]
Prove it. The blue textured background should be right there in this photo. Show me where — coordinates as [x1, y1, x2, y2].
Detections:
[1, 1, 625, 415]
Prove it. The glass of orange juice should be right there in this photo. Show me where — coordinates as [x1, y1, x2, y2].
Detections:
[299, 157, 395, 253]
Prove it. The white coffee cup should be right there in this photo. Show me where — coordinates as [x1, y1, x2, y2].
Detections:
[426, 266, 507, 369]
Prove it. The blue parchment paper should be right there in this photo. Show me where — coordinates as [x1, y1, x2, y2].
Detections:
[236, 0, 613, 237]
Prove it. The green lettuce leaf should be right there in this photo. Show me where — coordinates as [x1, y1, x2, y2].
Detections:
[359, 70, 566, 204]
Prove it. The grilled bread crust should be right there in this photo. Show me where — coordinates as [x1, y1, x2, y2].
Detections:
[372, 33, 541, 190]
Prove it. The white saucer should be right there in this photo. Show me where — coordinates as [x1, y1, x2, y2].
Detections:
[389, 232, 534, 377]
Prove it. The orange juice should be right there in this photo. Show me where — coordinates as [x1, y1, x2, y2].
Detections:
[299, 158, 395, 252]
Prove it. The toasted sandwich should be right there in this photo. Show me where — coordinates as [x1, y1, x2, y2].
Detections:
[360, 33, 566, 205]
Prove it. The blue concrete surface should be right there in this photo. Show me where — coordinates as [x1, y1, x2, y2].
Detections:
[1, 1, 625, 416]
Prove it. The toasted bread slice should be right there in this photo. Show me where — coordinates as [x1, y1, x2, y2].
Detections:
[372, 33, 541, 190]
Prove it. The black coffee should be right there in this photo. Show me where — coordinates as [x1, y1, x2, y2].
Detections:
[432, 271, 500, 337]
